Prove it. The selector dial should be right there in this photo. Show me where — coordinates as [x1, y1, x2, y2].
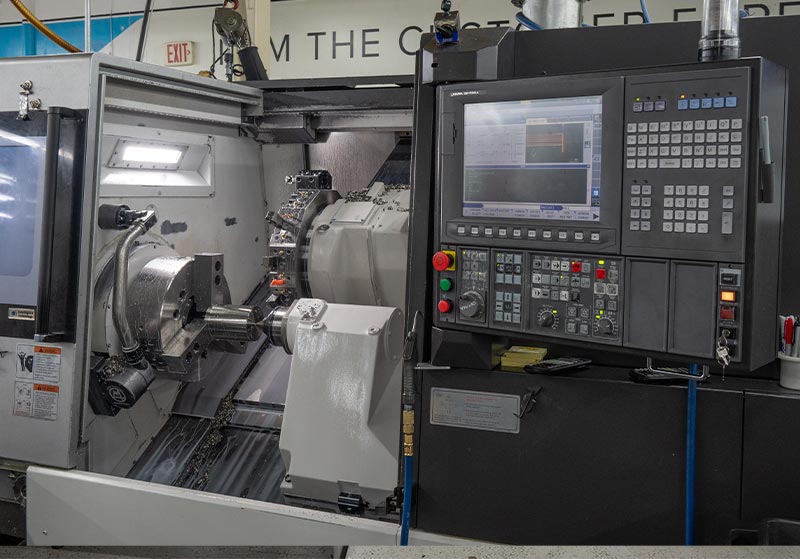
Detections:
[537, 308, 559, 330]
[595, 317, 617, 337]
[459, 291, 485, 319]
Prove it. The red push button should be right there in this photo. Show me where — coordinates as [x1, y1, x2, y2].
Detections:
[572, 262, 582, 273]
[595, 269, 607, 280]
[433, 251, 454, 272]
[720, 306, 736, 321]
[438, 299, 453, 314]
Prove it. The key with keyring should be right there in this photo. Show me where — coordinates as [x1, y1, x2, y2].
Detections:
[716, 336, 731, 380]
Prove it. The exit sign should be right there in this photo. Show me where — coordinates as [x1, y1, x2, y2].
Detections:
[165, 41, 194, 66]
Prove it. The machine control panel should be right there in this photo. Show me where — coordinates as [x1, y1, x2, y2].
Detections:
[435, 247, 624, 346]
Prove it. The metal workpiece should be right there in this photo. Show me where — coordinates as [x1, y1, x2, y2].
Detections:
[112, 210, 157, 357]
[699, 0, 741, 62]
[265, 305, 292, 353]
[521, 0, 587, 29]
[204, 305, 264, 343]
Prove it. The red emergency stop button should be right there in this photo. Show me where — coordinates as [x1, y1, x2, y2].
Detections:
[596, 269, 607, 280]
[438, 299, 453, 314]
[572, 262, 582, 273]
[271, 279, 287, 287]
[433, 251, 454, 272]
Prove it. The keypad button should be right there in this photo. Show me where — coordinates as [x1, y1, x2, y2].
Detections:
[631, 184, 641, 195]
[672, 121, 682, 131]
[731, 145, 742, 156]
[706, 145, 717, 156]
[687, 210, 697, 221]
[638, 134, 648, 144]
[642, 198, 652, 208]
[641, 222, 651, 232]
[694, 146, 705, 156]
[648, 159, 658, 169]
[719, 119, 731, 130]
[664, 184, 675, 195]
[660, 122, 671, 132]
[698, 223, 709, 234]
[706, 158, 717, 169]
[631, 209, 641, 219]
[630, 221, 640, 231]
[641, 209, 651, 219]
[660, 134, 670, 144]
[687, 198, 698, 208]
[682, 158, 693, 169]
[719, 158, 730, 168]
[627, 135, 637, 145]
[676, 199, 686, 208]
[527, 229, 537, 239]
[648, 134, 659, 144]
[687, 185, 698, 196]
[683, 133, 694, 143]
[689, 99, 701, 110]
[664, 198, 674, 208]
[723, 199, 734, 210]
[699, 198, 710, 209]
[470, 226, 480, 236]
[671, 146, 681, 156]
[637, 160, 647, 169]
[699, 185, 710, 196]
[671, 133, 682, 144]
[701, 98, 713, 109]
[694, 133, 705, 143]
[719, 132, 731, 143]
[638, 123, 648, 133]
[731, 131, 743, 142]
[663, 209, 674, 220]
[725, 96, 738, 108]
[707, 119, 718, 130]
[686, 223, 697, 234]
[655, 100, 667, 112]
[660, 146, 670, 156]
[723, 185, 735, 196]
[682, 146, 693, 156]
[676, 185, 687, 196]
[706, 132, 718, 143]
[663, 222, 674, 232]
[513, 228, 522, 238]
[644, 101, 655, 112]
[638, 147, 647, 157]
[731, 158, 742, 169]
[627, 123, 637, 133]
[683, 121, 694, 131]
[732, 119, 743, 130]
[675, 222, 686, 233]
[642, 185, 652, 195]
[714, 97, 725, 109]
[719, 145, 730, 156]
[698, 211, 709, 221]
[695, 120, 706, 130]
[631, 197, 641, 207]
[649, 146, 659, 156]
[649, 122, 659, 132]
[675, 210, 686, 220]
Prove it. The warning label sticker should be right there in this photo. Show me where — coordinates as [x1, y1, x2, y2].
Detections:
[13, 382, 59, 421]
[430, 388, 521, 434]
[15, 344, 61, 384]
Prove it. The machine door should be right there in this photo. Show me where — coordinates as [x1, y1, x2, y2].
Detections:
[0, 109, 85, 342]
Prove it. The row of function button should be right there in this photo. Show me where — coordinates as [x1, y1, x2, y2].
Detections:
[631, 97, 738, 113]
[456, 225, 601, 243]
[628, 119, 743, 133]
[627, 132, 743, 145]
[626, 157, 742, 170]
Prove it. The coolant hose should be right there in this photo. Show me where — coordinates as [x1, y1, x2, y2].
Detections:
[10, 0, 82, 53]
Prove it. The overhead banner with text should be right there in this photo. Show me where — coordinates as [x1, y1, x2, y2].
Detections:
[269, 0, 797, 79]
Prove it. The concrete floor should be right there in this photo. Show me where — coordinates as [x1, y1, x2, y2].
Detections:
[2, 548, 800, 559]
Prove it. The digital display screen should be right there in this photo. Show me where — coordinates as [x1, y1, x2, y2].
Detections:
[463, 96, 603, 221]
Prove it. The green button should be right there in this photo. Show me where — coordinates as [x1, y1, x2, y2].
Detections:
[439, 278, 453, 292]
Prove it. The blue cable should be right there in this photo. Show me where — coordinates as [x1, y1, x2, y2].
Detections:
[685, 365, 699, 546]
[640, 0, 652, 23]
[400, 454, 413, 545]
[516, 12, 543, 31]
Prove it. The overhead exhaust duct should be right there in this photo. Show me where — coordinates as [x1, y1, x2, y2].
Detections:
[516, 0, 586, 29]
[699, 0, 741, 62]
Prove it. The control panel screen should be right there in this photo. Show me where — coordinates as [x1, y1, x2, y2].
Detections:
[463, 96, 603, 222]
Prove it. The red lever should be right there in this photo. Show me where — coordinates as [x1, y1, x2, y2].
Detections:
[432, 251, 453, 272]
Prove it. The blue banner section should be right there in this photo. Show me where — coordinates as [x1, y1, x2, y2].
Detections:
[0, 14, 142, 57]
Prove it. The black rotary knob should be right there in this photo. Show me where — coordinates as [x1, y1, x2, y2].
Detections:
[538, 310, 556, 328]
[459, 291, 485, 319]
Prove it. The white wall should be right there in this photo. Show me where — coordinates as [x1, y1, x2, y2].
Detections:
[2, 1, 798, 79]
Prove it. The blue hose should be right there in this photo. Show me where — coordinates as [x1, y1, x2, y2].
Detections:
[640, 0, 652, 23]
[400, 454, 413, 545]
[516, 12, 542, 31]
[685, 365, 698, 546]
